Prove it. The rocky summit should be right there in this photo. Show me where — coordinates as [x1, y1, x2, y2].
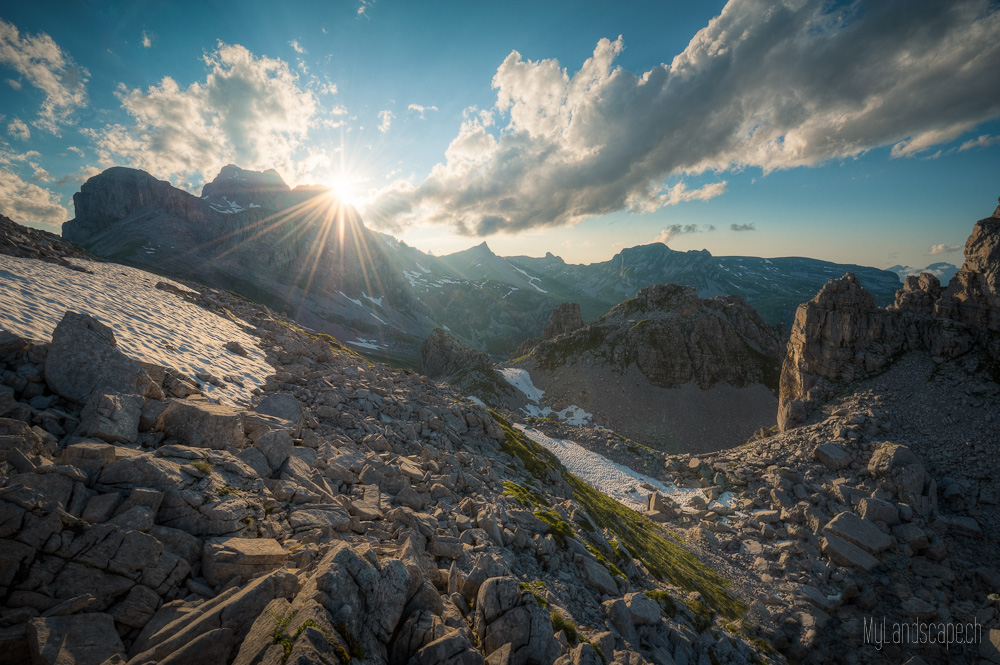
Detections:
[60, 165, 903, 365]
[508, 284, 783, 453]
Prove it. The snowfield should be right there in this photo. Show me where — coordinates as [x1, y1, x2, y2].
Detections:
[498, 367, 595, 425]
[0, 255, 272, 405]
[516, 424, 704, 513]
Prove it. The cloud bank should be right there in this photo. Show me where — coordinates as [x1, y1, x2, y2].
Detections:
[87, 42, 321, 186]
[364, 0, 1000, 236]
[0, 19, 89, 134]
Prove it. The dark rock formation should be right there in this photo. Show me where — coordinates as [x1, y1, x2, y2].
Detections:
[533, 284, 782, 391]
[778, 198, 1000, 430]
[0, 214, 89, 265]
[418, 328, 526, 410]
[542, 302, 583, 340]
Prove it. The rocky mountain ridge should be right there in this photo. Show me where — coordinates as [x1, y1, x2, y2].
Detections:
[778, 202, 1000, 431]
[59, 165, 901, 363]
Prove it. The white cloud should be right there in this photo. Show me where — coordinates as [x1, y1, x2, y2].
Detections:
[141, 31, 152, 48]
[289, 40, 305, 54]
[928, 243, 961, 255]
[66, 145, 84, 157]
[7, 117, 29, 140]
[407, 103, 438, 119]
[0, 18, 89, 134]
[655, 224, 702, 244]
[0, 168, 69, 226]
[959, 134, 1000, 151]
[378, 109, 394, 133]
[364, 0, 1000, 236]
[87, 42, 322, 187]
[357, 1, 374, 17]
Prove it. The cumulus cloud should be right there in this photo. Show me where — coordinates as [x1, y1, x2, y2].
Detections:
[0, 19, 89, 134]
[364, 0, 1000, 236]
[141, 31, 152, 48]
[7, 117, 29, 140]
[0, 168, 69, 226]
[959, 134, 1000, 151]
[87, 42, 321, 186]
[730, 223, 755, 232]
[407, 103, 438, 119]
[928, 243, 961, 255]
[378, 109, 394, 133]
[289, 40, 305, 54]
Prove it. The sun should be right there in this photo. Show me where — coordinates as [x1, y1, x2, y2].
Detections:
[323, 174, 360, 207]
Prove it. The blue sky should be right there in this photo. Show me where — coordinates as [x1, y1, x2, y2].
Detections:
[1, 0, 999, 271]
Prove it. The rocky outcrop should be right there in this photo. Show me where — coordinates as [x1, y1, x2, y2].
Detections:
[529, 283, 782, 390]
[511, 284, 782, 452]
[778, 199, 1000, 430]
[542, 303, 583, 340]
[419, 328, 527, 410]
[0, 214, 88, 265]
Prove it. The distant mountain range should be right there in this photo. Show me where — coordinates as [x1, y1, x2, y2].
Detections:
[886, 262, 959, 284]
[62, 165, 903, 363]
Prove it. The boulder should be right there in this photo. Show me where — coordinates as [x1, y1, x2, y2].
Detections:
[823, 512, 893, 553]
[44, 311, 159, 403]
[27, 613, 126, 665]
[79, 390, 143, 444]
[624, 592, 661, 626]
[156, 399, 245, 450]
[814, 443, 851, 471]
[820, 533, 880, 571]
[202, 537, 287, 587]
[474, 576, 560, 665]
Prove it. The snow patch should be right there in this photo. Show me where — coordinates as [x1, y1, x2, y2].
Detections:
[0, 256, 271, 405]
[516, 425, 701, 512]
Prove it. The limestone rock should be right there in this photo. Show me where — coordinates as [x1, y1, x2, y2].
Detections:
[823, 512, 892, 553]
[542, 303, 583, 340]
[473, 576, 560, 665]
[156, 399, 245, 450]
[44, 312, 159, 403]
[27, 613, 126, 665]
[202, 537, 287, 587]
[79, 390, 143, 444]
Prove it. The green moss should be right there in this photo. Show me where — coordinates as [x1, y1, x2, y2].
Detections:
[684, 599, 715, 633]
[644, 590, 677, 617]
[502, 481, 549, 509]
[491, 413, 744, 619]
[491, 410, 562, 478]
[520, 580, 549, 607]
[217, 485, 238, 497]
[335, 624, 364, 659]
[534, 510, 573, 546]
[585, 543, 625, 579]
[550, 610, 578, 645]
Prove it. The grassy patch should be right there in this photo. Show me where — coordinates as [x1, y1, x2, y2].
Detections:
[684, 598, 716, 633]
[644, 590, 677, 617]
[550, 610, 578, 645]
[520, 580, 549, 607]
[502, 481, 549, 508]
[491, 412, 744, 620]
[585, 543, 626, 579]
[191, 459, 212, 474]
[534, 509, 573, 546]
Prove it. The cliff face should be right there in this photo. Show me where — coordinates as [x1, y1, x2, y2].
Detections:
[778, 200, 1000, 430]
[542, 302, 583, 340]
[514, 283, 782, 452]
[532, 283, 782, 391]
[60, 166, 430, 356]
